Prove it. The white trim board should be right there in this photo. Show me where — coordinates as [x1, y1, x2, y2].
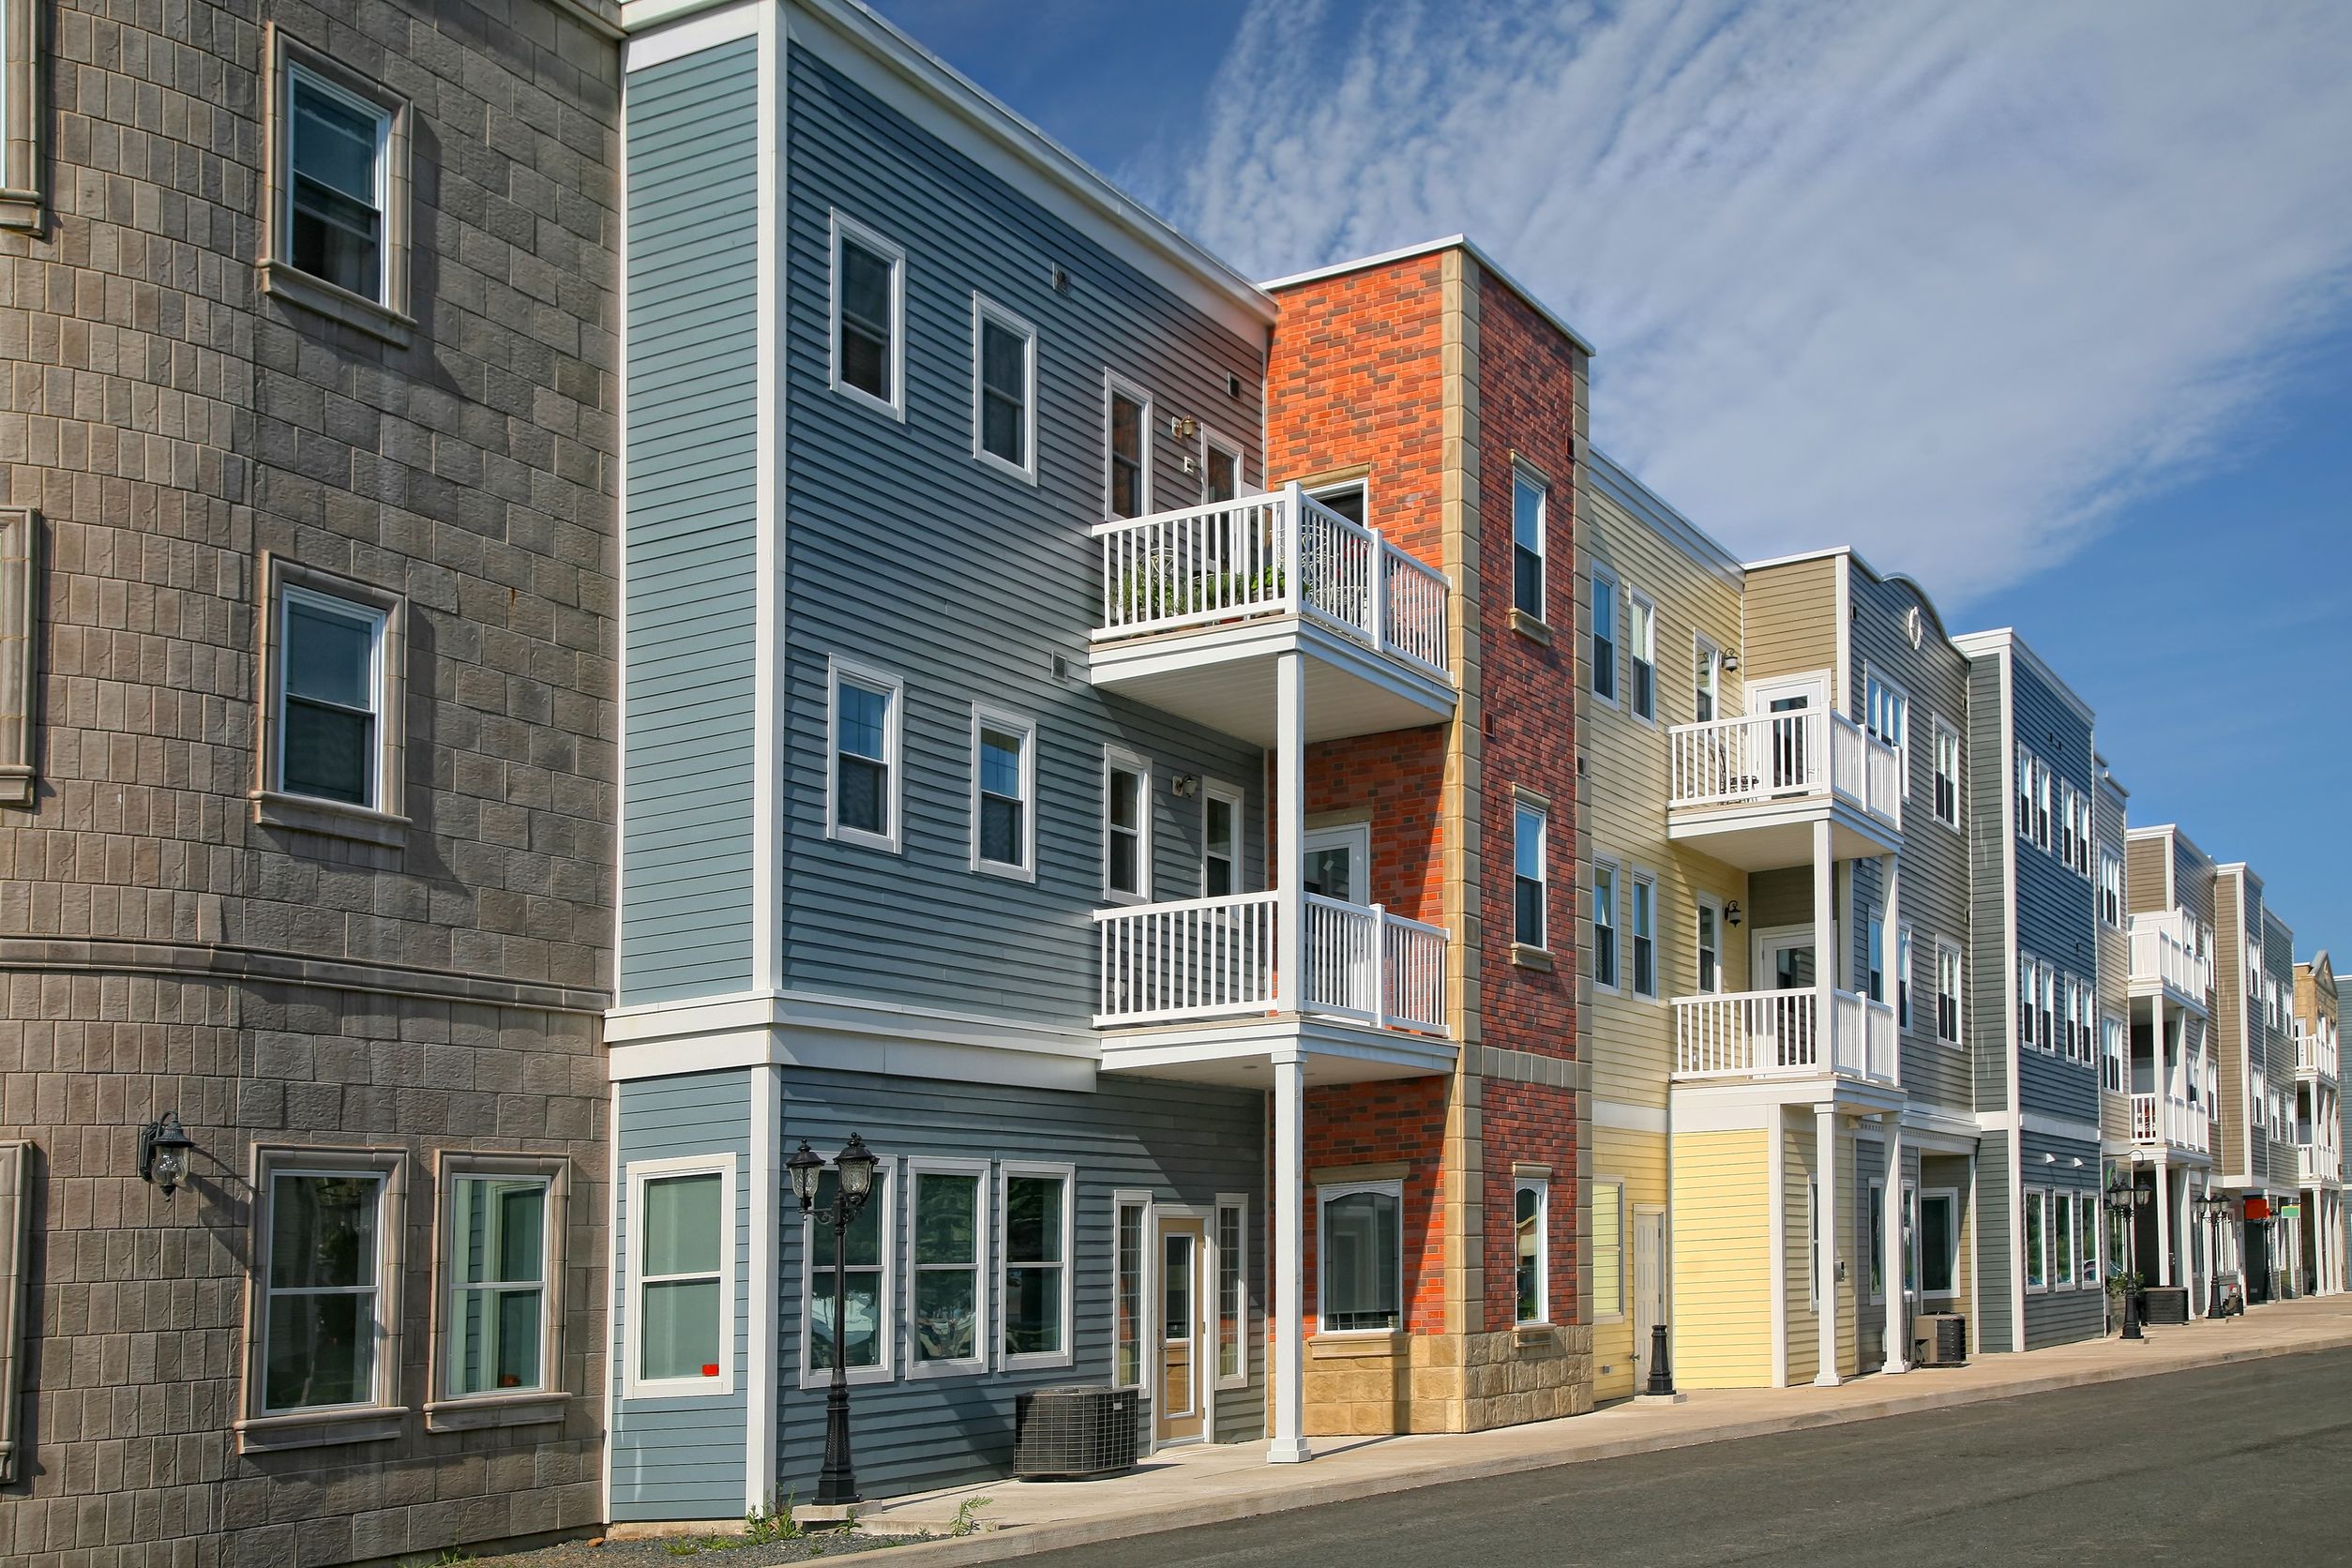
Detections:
[624, 0, 758, 68]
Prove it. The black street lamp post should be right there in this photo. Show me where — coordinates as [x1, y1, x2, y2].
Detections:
[788, 1134, 882, 1509]
[2194, 1190, 2235, 1319]
[2104, 1169, 2150, 1341]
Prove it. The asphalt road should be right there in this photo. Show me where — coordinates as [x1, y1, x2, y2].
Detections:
[1022, 1351, 2352, 1567]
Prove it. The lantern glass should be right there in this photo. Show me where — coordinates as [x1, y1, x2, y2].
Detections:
[836, 1135, 879, 1202]
[786, 1142, 824, 1207]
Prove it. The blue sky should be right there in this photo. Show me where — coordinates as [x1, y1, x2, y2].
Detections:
[874, 0, 2352, 956]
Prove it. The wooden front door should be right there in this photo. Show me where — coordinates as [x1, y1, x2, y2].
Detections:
[1154, 1217, 1208, 1443]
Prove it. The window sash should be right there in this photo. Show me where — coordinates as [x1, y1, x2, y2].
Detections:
[911, 1168, 982, 1371]
[1105, 761, 1148, 898]
[1003, 1172, 1070, 1361]
[830, 665, 900, 848]
[1630, 875, 1656, 997]
[1108, 388, 1147, 518]
[975, 310, 1032, 469]
[1514, 805, 1546, 948]
[287, 68, 388, 301]
[1215, 1201, 1245, 1384]
[1592, 1179, 1623, 1319]
[1512, 474, 1545, 618]
[973, 713, 1033, 875]
[1590, 573, 1617, 701]
[278, 584, 385, 807]
[1592, 866, 1618, 988]
[1514, 1182, 1547, 1325]
[444, 1173, 551, 1396]
[1627, 594, 1656, 719]
[263, 1169, 386, 1414]
[837, 239, 897, 404]
[1319, 1184, 1403, 1332]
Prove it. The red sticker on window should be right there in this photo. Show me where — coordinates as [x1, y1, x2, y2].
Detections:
[702, 1364, 720, 1377]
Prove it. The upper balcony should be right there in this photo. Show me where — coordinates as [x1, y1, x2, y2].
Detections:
[2131, 1093, 2210, 1155]
[2129, 912, 2211, 1013]
[2300, 1141, 2342, 1186]
[1665, 711, 1902, 870]
[1091, 890, 1456, 1085]
[2298, 1028, 2340, 1083]
[1671, 988, 1898, 1088]
[1090, 486, 1455, 745]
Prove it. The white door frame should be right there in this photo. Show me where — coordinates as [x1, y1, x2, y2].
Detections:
[1150, 1202, 1214, 1450]
[1300, 822, 1371, 901]
[1752, 923, 1817, 988]
[1744, 671, 1830, 717]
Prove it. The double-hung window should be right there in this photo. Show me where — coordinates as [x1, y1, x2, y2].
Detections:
[1865, 908, 1886, 1004]
[1694, 638, 1722, 723]
[287, 67, 392, 302]
[2025, 1191, 2048, 1290]
[1002, 1168, 1072, 1364]
[275, 582, 390, 809]
[2033, 759, 2052, 850]
[2099, 852, 2124, 927]
[2079, 1194, 2100, 1286]
[2017, 956, 2034, 1050]
[1932, 718, 1961, 829]
[434, 1156, 565, 1417]
[1629, 871, 1657, 998]
[1103, 748, 1152, 901]
[805, 1167, 891, 1381]
[1592, 1178, 1624, 1319]
[971, 707, 1035, 879]
[1864, 671, 1907, 791]
[1514, 1179, 1548, 1325]
[1696, 901, 1723, 994]
[1590, 568, 1619, 703]
[972, 296, 1037, 480]
[2053, 1194, 2075, 1287]
[831, 214, 904, 416]
[1203, 783, 1241, 897]
[1896, 926, 1913, 1032]
[1865, 1180, 1885, 1303]
[1319, 1182, 1402, 1332]
[1592, 861, 1620, 988]
[1512, 467, 1546, 620]
[2014, 751, 2033, 839]
[628, 1156, 733, 1396]
[1918, 1190, 1958, 1297]
[2055, 780, 2077, 867]
[254, 1153, 402, 1421]
[1113, 1197, 1147, 1389]
[2101, 1014, 2126, 1093]
[1105, 376, 1151, 519]
[1215, 1198, 1247, 1387]
[828, 661, 902, 852]
[1626, 590, 1658, 721]
[2037, 962, 2057, 1053]
[1514, 801, 1547, 950]
[909, 1163, 986, 1375]
[1937, 941, 1964, 1045]
[1203, 436, 1242, 505]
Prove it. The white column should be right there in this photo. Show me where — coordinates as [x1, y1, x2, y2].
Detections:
[1882, 1120, 1907, 1374]
[2188, 1176, 2204, 1319]
[2155, 1157, 2172, 1289]
[1268, 1047, 1311, 1464]
[1881, 853, 1902, 1088]
[1816, 1102, 1842, 1387]
[1813, 821, 1835, 1068]
[1274, 650, 1304, 1018]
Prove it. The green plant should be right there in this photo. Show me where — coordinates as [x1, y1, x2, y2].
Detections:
[433, 1553, 477, 1567]
[2104, 1269, 2143, 1298]
[948, 1496, 994, 1538]
[663, 1544, 701, 1559]
[745, 1493, 803, 1544]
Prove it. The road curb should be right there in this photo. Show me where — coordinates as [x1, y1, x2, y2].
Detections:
[871, 1329, 2352, 1564]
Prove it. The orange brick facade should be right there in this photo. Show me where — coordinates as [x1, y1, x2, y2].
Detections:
[1267, 246, 1591, 1423]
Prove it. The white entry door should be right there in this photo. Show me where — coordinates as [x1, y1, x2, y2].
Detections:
[1756, 927, 1817, 1070]
[1747, 672, 1830, 793]
[1300, 822, 1369, 902]
[1299, 823, 1372, 1012]
[1632, 1206, 1667, 1385]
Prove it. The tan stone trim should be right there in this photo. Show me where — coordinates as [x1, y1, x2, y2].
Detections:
[1508, 607, 1553, 645]
[1308, 1159, 1410, 1186]
[0, 935, 610, 1016]
[1289, 460, 1373, 492]
[1512, 1162, 1554, 1181]
[0, 509, 33, 807]
[1511, 942, 1556, 972]
[1307, 1330, 1403, 1361]
[1304, 807, 1374, 831]
[0, 1140, 29, 1481]
[1440, 246, 1485, 1340]
[0, 0, 42, 232]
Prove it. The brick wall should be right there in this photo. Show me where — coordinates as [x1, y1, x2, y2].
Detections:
[0, 2, 621, 1562]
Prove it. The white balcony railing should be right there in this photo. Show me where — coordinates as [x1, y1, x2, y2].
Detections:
[2300, 1143, 2342, 1184]
[2297, 1029, 2340, 1080]
[1666, 711, 1902, 831]
[1093, 485, 1449, 677]
[2130, 913, 2212, 999]
[1093, 891, 1448, 1035]
[2130, 1093, 2209, 1153]
[1672, 988, 1896, 1083]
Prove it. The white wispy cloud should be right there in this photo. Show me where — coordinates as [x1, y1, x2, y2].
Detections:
[1158, 0, 2352, 601]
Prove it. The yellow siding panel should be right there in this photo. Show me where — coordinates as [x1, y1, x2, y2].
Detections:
[1669, 1128, 1772, 1387]
[1593, 1126, 1668, 1400]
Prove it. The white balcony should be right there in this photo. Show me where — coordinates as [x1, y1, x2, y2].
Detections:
[1671, 988, 1897, 1085]
[1092, 891, 1455, 1086]
[2129, 912, 2212, 1011]
[1090, 486, 1454, 745]
[1664, 711, 1902, 870]
[2301, 1141, 2343, 1186]
[2298, 1029, 2340, 1082]
[2131, 1093, 2209, 1154]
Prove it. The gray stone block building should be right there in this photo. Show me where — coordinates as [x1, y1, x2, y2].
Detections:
[0, 0, 625, 1562]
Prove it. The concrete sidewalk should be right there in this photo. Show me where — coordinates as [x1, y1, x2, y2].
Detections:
[860, 1296, 2352, 1562]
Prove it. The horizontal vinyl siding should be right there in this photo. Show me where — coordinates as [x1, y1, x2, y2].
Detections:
[779, 42, 1270, 1026]
[621, 42, 761, 1003]
[1740, 556, 1838, 690]
[1592, 1126, 1667, 1398]
[774, 1070, 1266, 1497]
[2096, 781, 2131, 1144]
[2019, 1129, 2103, 1349]
[1668, 1129, 1772, 1388]
[1782, 1117, 1859, 1383]
[1966, 654, 2010, 1116]
[1583, 482, 1747, 1108]
[1974, 1134, 2015, 1351]
[612, 1071, 755, 1519]
[2125, 833, 2169, 918]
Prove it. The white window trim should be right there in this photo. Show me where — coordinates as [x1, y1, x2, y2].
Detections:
[1202, 777, 1244, 898]
[1896, 923, 1914, 1033]
[829, 210, 906, 421]
[1936, 938, 1965, 1047]
[1591, 856, 1621, 993]
[1514, 1177, 1549, 1326]
[1102, 745, 1153, 905]
[1214, 1192, 1250, 1391]
[1513, 797, 1549, 954]
[969, 702, 1037, 881]
[245, 1148, 408, 1434]
[261, 27, 415, 340]
[826, 656, 904, 854]
[1589, 565, 1620, 709]
[798, 1160, 896, 1390]
[1316, 1178, 1406, 1336]
[1805, 1177, 1820, 1314]
[625, 1153, 737, 1400]
[427, 1152, 570, 1429]
[285, 63, 395, 304]
[903, 1157, 990, 1380]
[1931, 714, 1962, 832]
[1511, 462, 1548, 624]
[1200, 426, 1248, 504]
[1627, 864, 1661, 1001]
[2024, 1188, 2049, 1294]
[1103, 371, 1153, 520]
[1864, 1176, 1885, 1305]
[2052, 1183, 2076, 1288]
[1693, 633, 1723, 725]
[1593, 1174, 1628, 1323]
[999, 1162, 1077, 1370]
[2079, 1192, 2102, 1289]
[971, 293, 1038, 483]
[1919, 1186, 1961, 1301]
[274, 580, 392, 810]
[1695, 894, 1726, 997]
[1110, 1188, 1153, 1394]
[1625, 586, 1659, 726]
[1862, 664, 1910, 797]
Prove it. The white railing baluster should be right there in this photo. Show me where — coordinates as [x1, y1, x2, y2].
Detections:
[1094, 892, 1447, 1036]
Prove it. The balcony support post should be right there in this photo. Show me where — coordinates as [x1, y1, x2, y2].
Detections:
[1268, 1045, 1311, 1465]
[1814, 1101, 1842, 1387]
[1280, 482, 1305, 619]
[1813, 820, 1834, 1070]
[1881, 852, 1901, 1087]
[2152, 992, 2166, 1118]
[2155, 1155, 2173, 1289]
[1274, 650, 1304, 1018]
[1882, 1119, 1908, 1374]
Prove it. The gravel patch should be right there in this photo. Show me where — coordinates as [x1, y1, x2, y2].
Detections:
[456, 1526, 941, 1567]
